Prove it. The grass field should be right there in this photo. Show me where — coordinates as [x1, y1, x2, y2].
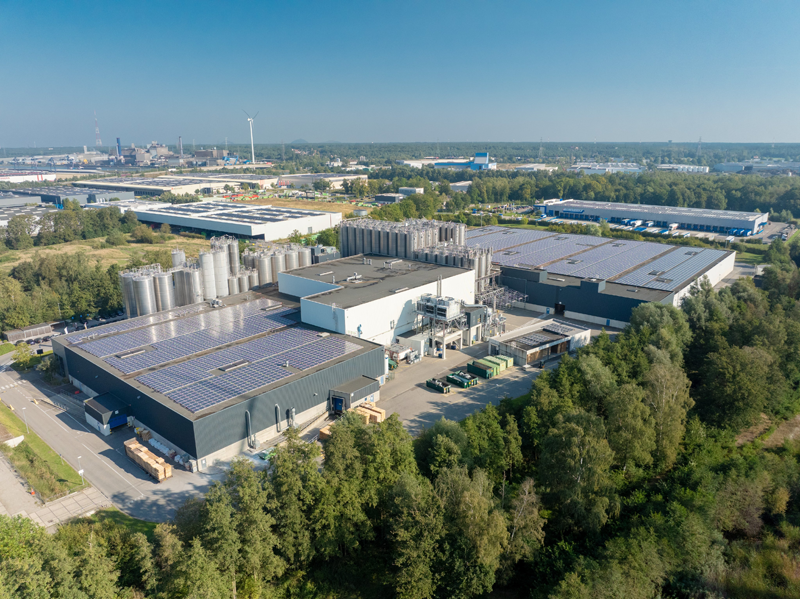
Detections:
[83, 507, 158, 538]
[0, 234, 212, 275]
[0, 343, 14, 356]
[735, 251, 766, 266]
[0, 402, 87, 499]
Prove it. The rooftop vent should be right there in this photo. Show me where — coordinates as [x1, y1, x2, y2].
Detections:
[219, 359, 248, 372]
[115, 348, 146, 359]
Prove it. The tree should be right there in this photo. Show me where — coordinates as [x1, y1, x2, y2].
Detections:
[316, 227, 339, 248]
[644, 362, 693, 470]
[203, 483, 241, 599]
[313, 179, 332, 192]
[539, 410, 617, 533]
[5, 215, 36, 249]
[131, 224, 156, 244]
[388, 473, 444, 599]
[159, 223, 172, 236]
[172, 538, 228, 599]
[502, 478, 545, 576]
[288, 229, 305, 244]
[605, 383, 656, 470]
[12, 342, 32, 370]
[74, 538, 120, 599]
[105, 230, 127, 246]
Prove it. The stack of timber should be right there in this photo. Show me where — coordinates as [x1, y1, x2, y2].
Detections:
[124, 438, 173, 482]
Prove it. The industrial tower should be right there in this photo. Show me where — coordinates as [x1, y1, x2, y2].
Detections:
[94, 111, 102, 147]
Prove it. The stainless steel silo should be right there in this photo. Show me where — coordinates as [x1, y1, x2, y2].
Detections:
[257, 255, 272, 286]
[171, 248, 186, 268]
[248, 269, 259, 289]
[199, 252, 217, 300]
[133, 275, 156, 316]
[227, 241, 240, 276]
[188, 268, 204, 304]
[213, 249, 229, 297]
[284, 249, 299, 272]
[238, 274, 249, 292]
[172, 270, 185, 306]
[153, 272, 175, 312]
[228, 276, 239, 295]
[388, 231, 396, 257]
[298, 247, 312, 267]
[271, 253, 285, 283]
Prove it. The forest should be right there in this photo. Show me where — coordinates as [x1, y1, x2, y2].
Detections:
[2, 240, 800, 598]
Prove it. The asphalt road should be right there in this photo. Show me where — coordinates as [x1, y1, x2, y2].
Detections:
[0, 359, 223, 521]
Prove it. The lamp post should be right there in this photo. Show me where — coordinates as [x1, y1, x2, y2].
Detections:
[22, 407, 28, 433]
[77, 455, 84, 485]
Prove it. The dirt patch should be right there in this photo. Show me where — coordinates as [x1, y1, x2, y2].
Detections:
[735, 413, 772, 446]
[765, 413, 800, 448]
[243, 197, 372, 215]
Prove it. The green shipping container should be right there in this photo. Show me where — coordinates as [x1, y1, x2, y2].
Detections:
[482, 356, 507, 372]
[476, 359, 500, 376]
[496, 354, 515, 368]
[467, 361, 494, 379]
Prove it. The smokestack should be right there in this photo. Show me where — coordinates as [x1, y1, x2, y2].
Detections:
[116, 137, 122, 158]
[178, 136, 183, 160]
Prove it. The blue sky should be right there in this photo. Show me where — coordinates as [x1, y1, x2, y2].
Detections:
[1, 0, 799, 147]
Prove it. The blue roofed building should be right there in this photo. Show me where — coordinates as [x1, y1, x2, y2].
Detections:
[434, 152, 497, 171]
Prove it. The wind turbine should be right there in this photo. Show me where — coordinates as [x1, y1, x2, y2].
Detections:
[243, 110, 259, 169]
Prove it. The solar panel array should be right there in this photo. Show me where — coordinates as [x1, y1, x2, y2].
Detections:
[107, 308, 297, 374]
[66, 304, 208, 345]
[160, 333, 361, 413]
[516, 333, 553, 346]
[465, 227, 556, 251]
[493, 234, 609, 267]
[614, 248, 697, 287]
[543, 323, 574, 335]
[78, 299, 282, 359]
[547, 241, 671, 279]
[636, 249, 728, 291]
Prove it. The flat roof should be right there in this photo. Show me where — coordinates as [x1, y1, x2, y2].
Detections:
[133, 202, 336, 225]
[552, 199, 763, 221]
[287, 254, 470, 308]
[59, 289, 380, 420]
[0, 204, 58, 220]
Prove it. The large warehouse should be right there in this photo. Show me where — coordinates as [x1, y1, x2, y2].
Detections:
[540, 199, 767, 235]
[14, 186, 135, 205]
[173, 173, 279, 189]
[53, 292, 385, 468]
[78, 177, 232, 196]
[130, 201, 342, 240]
[0, 171, 57, 183]
[468, 226, 735, 327]
[278, 255, 476, 346]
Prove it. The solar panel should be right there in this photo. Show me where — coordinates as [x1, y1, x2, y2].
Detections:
[67, 304, 207, 344]
[543, 323, 573, 335]
[516, 333, 552, 346]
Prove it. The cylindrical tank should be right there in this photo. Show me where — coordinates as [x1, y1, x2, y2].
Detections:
[173, 270, 186, 307]
[188, 268, 204, 304]
[249, 270, 259, 289]
[199, 251, 217, 300]
[228, 276, 239, 295]
[171, 248, 186, 269]
[339, 225, 348, 257]
[284, 250, 299, 272]
[271, 253, 285, 283]
[298, 247, 312, 267]
[245, 252, 255, 270]
[388, 231, 396, 257]
[133, 275, 156, 316]
[228, 241, 240, 276]
[120, 272, 135, 318]
[238, 273, 249, 292]
[213, 249, 229, 297]
[257, 255, 272, 286]
[153, 272, 175, 312]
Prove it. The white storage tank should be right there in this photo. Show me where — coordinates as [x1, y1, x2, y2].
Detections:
[271, 253, 285, 283]
[257, 255, 272, 286]
[153, 272, 176, 312]
[298, 247, 312, 267]
[228, 276, 239, 295]
[188, 268, 204, 304]
[228, 241, 240, 276]
[171, 248, 186, 269]
[199, 252, 217, 300]
[120, 272, 137, 318]
[238, 274, 249, 292]
[248, 270, 259, 289]
[213, 249, 229, 297]
[133, 275, 156, 316]
[284, 250, 299, 272]
[172, 270, 186, 307]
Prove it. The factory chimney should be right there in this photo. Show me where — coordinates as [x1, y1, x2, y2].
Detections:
[178, 136, 183, 160]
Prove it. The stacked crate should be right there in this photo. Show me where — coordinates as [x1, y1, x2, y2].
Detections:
[124, 438, 173, 483]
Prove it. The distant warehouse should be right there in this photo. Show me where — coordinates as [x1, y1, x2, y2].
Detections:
[129, 201, 342, 240]
[538, 199, 767, 235]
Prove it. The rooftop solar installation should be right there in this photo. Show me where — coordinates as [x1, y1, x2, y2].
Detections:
[493, 234, 609, 267]
[543, 322, 575, 336]
[547, 241, 671, 279]
[66, 304, 208, 344]
[516, 333, 553, 346]
[465, 227, 556, 251]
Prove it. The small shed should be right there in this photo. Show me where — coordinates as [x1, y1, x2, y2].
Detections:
[4, 323, 53, 344]
[84, 393, 129, 436]
[330, 376, 380, 413]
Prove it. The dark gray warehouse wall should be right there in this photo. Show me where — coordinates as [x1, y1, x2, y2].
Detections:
[192, 347, 385, 458]
[500, 267, 672, 324]
[65, 349, 198, 455]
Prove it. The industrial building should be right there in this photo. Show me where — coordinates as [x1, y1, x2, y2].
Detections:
[129, 202, 342, 240]
[278, 173, 367, 190]
[0, 191, 41, 207]
[399, 187, 424, 197]
[568, 162, 643, 175]
[434, 152, 497, 171]
[78, 177, 231, 196]
[540, 199, 767, 235]
[467, 225, 735, 327]
[13, 186, 134, 205]
[53, 291, 385, 468]
[450, 181, 473, 193]
[0, 171, 57, 183]
[489, 319, 591, 366]
[656, 164, 710, 173]
[515, 164, 558, 173]
[172, 173, 279, 189]
[374, 193, 404, 204]
[0, 204, 58, 228]
[277, 254, 476, 346]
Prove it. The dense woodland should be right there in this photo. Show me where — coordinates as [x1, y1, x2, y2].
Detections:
[1, 242, 800, 598]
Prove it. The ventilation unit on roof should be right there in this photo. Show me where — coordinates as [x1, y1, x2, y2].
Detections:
[655, 278, 673, 283]
[648, 270, 666, 276]
[685, 251, 700, 256]
[219, 359, 248, 372]
[567, 260, 582, 265]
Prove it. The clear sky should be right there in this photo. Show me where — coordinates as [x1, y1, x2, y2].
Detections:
[1, 0, 799, 147]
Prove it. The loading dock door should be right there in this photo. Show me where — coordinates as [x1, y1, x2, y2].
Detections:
[554, 302, 566, 315]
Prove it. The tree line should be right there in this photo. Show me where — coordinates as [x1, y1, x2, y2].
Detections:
[2, 257, 800, 597]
